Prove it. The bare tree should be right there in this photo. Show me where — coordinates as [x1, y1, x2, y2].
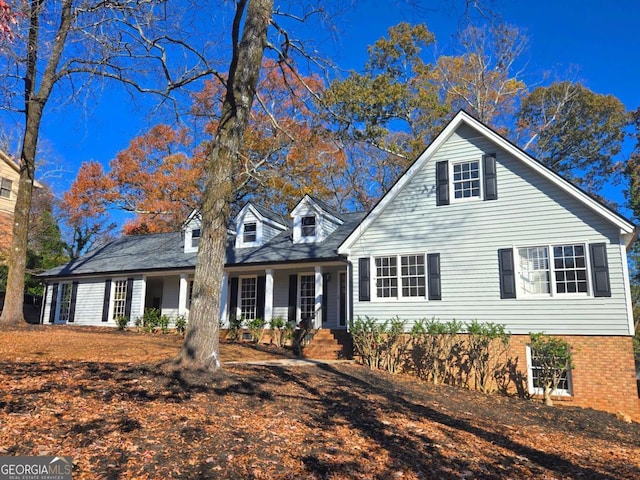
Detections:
[0, 0, 216, 323]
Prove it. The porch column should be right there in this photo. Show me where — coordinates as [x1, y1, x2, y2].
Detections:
[220, 271, 229, 327]
[264, 269, 274, 324]
[178, 274, 188, 316]
[139, 276, 147, 317]
[315, 266, 323, 329]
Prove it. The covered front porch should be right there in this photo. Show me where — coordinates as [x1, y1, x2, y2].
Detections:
[139, 261, 350, 330]
[221, 261, 349, 330]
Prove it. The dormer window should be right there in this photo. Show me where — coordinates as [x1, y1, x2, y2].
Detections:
[301, 216, 316, 237]
[191, 229, 201, 248]
[243, 222, 257, 243]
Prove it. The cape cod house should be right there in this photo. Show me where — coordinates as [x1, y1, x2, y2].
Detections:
[38, 111, 639, 419]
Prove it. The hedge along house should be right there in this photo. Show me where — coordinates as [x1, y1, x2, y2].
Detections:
[39, 111, 638, 419]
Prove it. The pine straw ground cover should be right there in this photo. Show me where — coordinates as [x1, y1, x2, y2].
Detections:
[0, 326, 638, 479]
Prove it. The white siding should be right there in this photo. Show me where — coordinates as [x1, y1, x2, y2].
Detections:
[345, 125, 631, 336]
[73, 279, 111, 326]
[161, 275, 180, 318]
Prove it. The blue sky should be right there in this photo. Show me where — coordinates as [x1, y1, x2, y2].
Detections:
[33, 0, 640, 215]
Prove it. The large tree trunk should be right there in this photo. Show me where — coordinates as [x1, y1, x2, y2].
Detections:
[0, 112, 40, 324]
[175, 0, 273, 370]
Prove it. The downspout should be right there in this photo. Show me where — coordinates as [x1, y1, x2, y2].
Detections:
[346, 260, 353, 332]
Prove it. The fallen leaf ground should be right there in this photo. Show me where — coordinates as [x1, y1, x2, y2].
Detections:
[0, 325, 639, 479]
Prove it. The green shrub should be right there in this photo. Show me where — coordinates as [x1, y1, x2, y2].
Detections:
[247, 317, 265, 343]
[227, 314, 243, 341]
[350, 316, 385, 368]
[174, 315, 187, 335]
[136, 308, 163, 333]
[115, 315, 129, 331]
[159, 315, 170, 334]
[270, 316, 286, 347]
[464, 320, 510, 393]
[410, 318, 462, 384]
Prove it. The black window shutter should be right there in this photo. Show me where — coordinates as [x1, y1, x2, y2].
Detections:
[427, 253, 441, 300]
[358, 258, 370, 302]
[68, 282, 79, 323]
[589, 243, 611, 297]
[229, 277, 239, 320]
[322, 273, 329, 324]
[124, 278, 134, 320]
[483, 153, 498, 201]
[436, 160, 450, 206]
[498, 249, 517, 299]
[288, 274, 298, 322]
[256, 275, 266, 319]
[101, 279, 112, 322]
[49, 283, 59, 324]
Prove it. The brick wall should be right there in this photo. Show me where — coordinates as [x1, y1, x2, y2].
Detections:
[509, 335, 639, 421]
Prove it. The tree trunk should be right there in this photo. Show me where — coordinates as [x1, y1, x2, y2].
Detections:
[175, 0, 273, 370]
[0, 0, 72, 324]
[0, 114, 39, 323]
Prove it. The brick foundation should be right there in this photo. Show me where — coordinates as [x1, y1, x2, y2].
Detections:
[509, 335, 640, 421]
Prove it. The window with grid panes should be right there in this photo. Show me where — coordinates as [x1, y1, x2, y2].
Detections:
[299, 274, 316, 321]
[375, 256, 398, 298]
[112, 280, 127, 321]
[401, 255, 426, 297]
[553, 245, 587, 294]
[239, 277, 257, 320]
[452, 161, 480, 199]
[58, 283, 72, 322]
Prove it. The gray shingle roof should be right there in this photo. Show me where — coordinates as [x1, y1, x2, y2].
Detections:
[40, 212, 365, 278]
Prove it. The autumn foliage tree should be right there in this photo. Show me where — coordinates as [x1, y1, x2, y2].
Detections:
[60, 124, 205, 250]
[193, 59, 347, 213]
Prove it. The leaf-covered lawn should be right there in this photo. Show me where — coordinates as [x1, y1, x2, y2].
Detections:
[1, 326, 639, 479]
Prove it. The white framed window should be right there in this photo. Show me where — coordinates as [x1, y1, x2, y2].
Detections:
[375, 256, 398, 298]
[58, 283, 73, 322]
[301, 216, 316, 237]
[0, 178, 11, 199]
[374, 254, 427, 300]
[526, 345, 572, 396]
[111, 279, 128, 321]
[451, 160, 481, 200]
[239, 276, 257, 320]
[553, 245, 588, 294]
[243, 222, 257, 244]
[299, 274, 316, 321]
[191, 228, 201, 249]
[517, 243, 588, 297]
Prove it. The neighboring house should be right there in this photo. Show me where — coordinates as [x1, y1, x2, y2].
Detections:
[0, 148, 43, 257]
[38, 111, 639, 419]
[0, 149, 23, 254]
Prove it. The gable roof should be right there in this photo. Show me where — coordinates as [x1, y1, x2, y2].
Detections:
[339, 110, 636, 253]
[242, 202, 289, 228]
[291, 194, 344, 224]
